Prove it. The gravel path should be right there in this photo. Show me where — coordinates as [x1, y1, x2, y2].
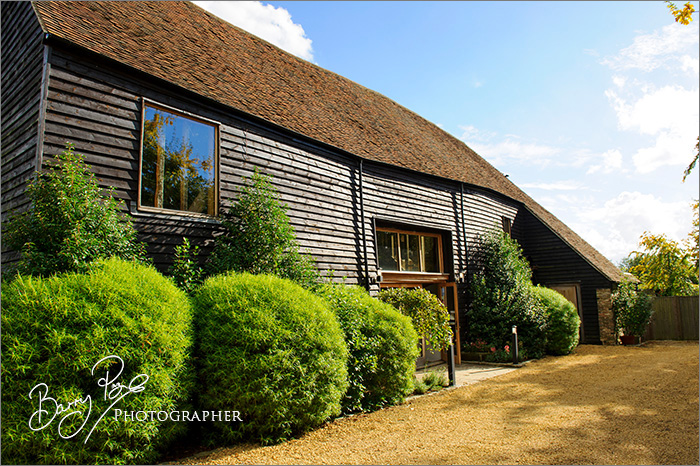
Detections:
[180, 341, 698, 465]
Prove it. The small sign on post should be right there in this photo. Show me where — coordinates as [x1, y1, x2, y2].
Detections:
[512, 325, 519, 365]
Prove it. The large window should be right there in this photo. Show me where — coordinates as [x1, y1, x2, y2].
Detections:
[376, 229, 441, 273]
[140, 103, 217, 215]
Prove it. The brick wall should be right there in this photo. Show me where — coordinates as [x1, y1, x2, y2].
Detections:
[596, 288, 616, 345]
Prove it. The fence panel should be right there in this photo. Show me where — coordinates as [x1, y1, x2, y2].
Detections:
[645, 296, 699, 341]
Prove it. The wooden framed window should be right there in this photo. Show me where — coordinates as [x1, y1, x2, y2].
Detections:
[501, 216, 512, 236]
[139, 101, 218, 216]
[376, 229, 443, 273]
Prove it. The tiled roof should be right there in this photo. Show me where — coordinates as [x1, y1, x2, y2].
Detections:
[31, 1, 623, 282]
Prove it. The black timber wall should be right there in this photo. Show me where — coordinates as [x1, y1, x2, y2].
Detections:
[1, 2, 45, 266]
[513, 209, 612, 344]
[11, 41, 609, 345]
[33, 44, 524, 334]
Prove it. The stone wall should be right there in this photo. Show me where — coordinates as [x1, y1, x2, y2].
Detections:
[596, 288, 616, 345]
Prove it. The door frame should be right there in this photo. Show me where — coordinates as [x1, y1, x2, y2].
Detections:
[546, 283, 584, 343]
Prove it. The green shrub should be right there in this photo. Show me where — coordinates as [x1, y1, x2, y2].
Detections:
[612, 280, 654, 337]
[193, 273, 348, 445]
[169, 237, 204, 293]
[421, 369, 447, 391]
[532, 286, 581, 355]
[3, 144, 146, 277]
[467, 228, 546, 358]
[207, 171, 319, 288]
[315, 285, 419, 413]
[412, 376, 429, 395]
[1, 258, 193, 465]
[377, 287, 453, 351]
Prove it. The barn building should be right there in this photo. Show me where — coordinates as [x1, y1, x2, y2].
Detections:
[1, 2, 623, 357]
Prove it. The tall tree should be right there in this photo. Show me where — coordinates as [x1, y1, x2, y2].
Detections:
[628, 232, 698, 296]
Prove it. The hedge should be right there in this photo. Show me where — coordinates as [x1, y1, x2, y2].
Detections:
[316, 285, 419, 413]
[1, 258, 193, 465]
[193, 273, 348, 445]
[532, 286, 581, 355]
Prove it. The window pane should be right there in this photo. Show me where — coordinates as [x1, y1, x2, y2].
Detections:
[401, 235, 421, 272]
[377, 231, 399, 271]
[141, 105, 216, 214]
[422, 236, 439, 272]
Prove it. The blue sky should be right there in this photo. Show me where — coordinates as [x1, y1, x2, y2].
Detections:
[194, 1, 699, 264]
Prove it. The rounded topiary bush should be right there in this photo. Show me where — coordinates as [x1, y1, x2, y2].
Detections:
[532, 286, 581, 355]
[193, 273, 348, 445]
[1, 257, 193, 465]
[316, 285, 419, 413]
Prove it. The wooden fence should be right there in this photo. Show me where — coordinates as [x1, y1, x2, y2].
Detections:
[644, 296, 699, 341]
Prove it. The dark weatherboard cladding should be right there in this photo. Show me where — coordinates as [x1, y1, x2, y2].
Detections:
[1, 1, 622, 344]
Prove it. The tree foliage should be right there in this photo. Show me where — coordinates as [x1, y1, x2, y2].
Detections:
[666, 1, 697, 24]
[3, 144, 146, 276]
[682, 137, 699, 182]
[628, 231, 699, 296]
[168, 237, 204, 294]
[377, 287, 453, 351]
[467, 228, 546, 358]
[207, 170, 319, 287]
[612, 279, 654, 337]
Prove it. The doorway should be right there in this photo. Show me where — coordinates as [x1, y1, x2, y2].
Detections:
[381, 281, 461, 367]
[548, 284, 584, 342]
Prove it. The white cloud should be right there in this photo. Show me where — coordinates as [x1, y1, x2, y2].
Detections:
[194, 1, 314, 61]
[469, 139, 562, 167]
[586, 149, 623, 175]
[602, 23, 699, 73]
[520, 180, 585, 191]
[458, 125, 496, 143]
[569, 191, 692, 263]
[681, 55, 700, 75]
[612, 75, 627, 88]
[606, 85, 699, 173]
[458, 128, 562, 167]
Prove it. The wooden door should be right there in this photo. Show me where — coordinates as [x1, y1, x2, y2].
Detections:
[549, 284, 584, 342]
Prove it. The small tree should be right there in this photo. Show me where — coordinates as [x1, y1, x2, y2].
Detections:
[169, 237, 204, 293]
[207, 171, 319, 287]
[3, 143, 146, 276]
[377, 287, 453, 351]
[467, 228, 546, 358]
[612, 280, 654, 337]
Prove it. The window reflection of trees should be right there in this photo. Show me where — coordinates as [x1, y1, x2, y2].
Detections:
[141, 107, 215, 215]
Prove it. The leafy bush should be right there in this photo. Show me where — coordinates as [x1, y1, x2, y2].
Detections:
[169, 237, 204, 293]
[315, 285, 419, 413]
[421, 369, 447, 391]
[207, 171, 319, 288]
[612, 280, 654, 337]
[532, 286, 581, 355]
[3, 144, 146, 277]
[1, 258, 193, 465]
[193, 273, 348, 445]
[412, 376, 429, 395]
[377, 287, 453, 351]
[467, 228, 546, 358]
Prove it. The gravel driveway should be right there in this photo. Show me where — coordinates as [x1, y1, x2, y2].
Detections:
[181, 341, 698, 465]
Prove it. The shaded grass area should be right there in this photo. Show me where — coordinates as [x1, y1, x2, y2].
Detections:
[179, 341, 699, 465]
